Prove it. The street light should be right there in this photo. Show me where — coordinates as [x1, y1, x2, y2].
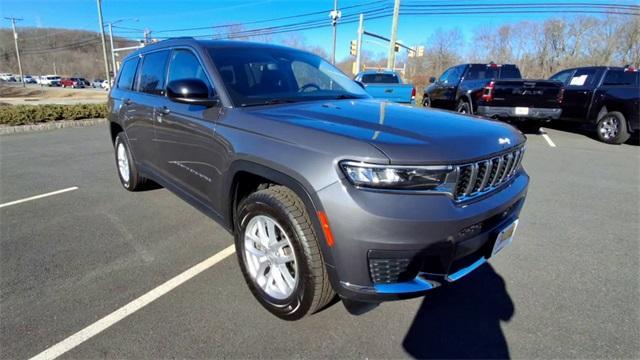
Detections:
[105, 18, 138, 75]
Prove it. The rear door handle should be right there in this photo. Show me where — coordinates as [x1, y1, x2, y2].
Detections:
[157, 106, 170, 115]
[123, 98, 132, 106]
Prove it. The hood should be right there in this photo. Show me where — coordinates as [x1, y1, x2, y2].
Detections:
[245, 99, 525, 164]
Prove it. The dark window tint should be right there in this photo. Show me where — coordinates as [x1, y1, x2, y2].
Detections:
[464, 65, 498, 80]
[361, 73, 400, 84]
[500, 66, 522, 79]
[438, 68, 453, 83]
[167, 49, 213, 94]
[602, 70, 638, 86]
[137, 50, 170, 95]
[446, 66, 464, 84]
[549, 69, 574, 84]
[567, 68, 598, 88]
[117, 58, 139, 90]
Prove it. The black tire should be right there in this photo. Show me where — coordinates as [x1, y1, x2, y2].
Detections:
[422, 95, 431, 108]
[456, 100, 472, 114]
[235, 185, 335, 320]
[596, 111, 630, 144]
[114, 133, 145, 191]
[519, 121, 540, 134]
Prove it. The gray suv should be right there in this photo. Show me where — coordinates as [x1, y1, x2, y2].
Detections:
[108, 38, 529, 320]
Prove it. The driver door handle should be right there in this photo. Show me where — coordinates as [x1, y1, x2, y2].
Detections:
[157, 106, 170, 115]
[123, 98, 132, 106]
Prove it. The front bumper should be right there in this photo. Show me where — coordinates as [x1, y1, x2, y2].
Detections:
[317, 170, 529, 302]
[477, 106, 562, 121]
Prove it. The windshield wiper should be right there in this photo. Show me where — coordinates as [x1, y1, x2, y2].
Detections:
[333, 94, 363, 100]
[240, 99, 298, 107]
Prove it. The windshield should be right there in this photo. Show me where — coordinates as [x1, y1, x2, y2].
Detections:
[207, 47, 369, 107]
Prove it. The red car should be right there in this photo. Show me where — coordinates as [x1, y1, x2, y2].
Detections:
[60, 77, 85, 88]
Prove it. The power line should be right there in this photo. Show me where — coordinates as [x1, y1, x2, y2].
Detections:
[151, 0, 388, 34]
[21, 38, 102, 54]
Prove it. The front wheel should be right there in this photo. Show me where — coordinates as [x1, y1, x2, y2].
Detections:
[235, 186, 335, 320]
[597, 111, 630, 144]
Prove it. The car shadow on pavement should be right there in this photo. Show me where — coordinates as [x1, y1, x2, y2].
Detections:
[543, 121, 640, 146]
[402, 264, 514, 359]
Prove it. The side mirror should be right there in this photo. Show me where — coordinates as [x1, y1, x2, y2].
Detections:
[429, 76, 436, 83]
[167, 79, 219, 107]
[354, 80, 365, 89]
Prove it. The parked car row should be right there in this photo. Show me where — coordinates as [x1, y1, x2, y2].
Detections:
[0, 72, 111, 90]
[422, 63, 639, 144]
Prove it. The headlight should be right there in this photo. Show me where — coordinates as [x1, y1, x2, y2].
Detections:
[340, 161, 457, 192]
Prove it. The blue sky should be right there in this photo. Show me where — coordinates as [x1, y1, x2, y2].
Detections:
[1, 0, 637, 60]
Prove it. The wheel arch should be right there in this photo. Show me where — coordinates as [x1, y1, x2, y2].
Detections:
[224, 160, 340, 288]
[455, 94, 475, 114]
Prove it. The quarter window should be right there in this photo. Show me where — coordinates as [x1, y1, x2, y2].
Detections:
[137, 50, 170, 95]
[116, 58, 139, 91]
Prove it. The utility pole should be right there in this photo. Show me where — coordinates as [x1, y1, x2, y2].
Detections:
[387, 0, 400, 69]
[144, 28, 151, 44]
[4, 17, 25, 87]
[355, 14, 364, 74]
[329, 0, 341, 64]
[96, 0, 111, 85]
[107, 23, 117, 74]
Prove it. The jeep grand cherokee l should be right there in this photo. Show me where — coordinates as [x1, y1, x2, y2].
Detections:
[108, 38, 529, 320]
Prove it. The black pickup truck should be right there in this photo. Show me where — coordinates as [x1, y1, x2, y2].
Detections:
[549, 66, 639, 144]
[424, 63, 563, 131]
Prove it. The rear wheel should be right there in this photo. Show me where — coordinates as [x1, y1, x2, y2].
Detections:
[456, 100, 471, 114]
[114, 133, 145, 191]
[422, 95, 431, 108]
[597, 111, 630, 144]
[235, 185, 335, 320]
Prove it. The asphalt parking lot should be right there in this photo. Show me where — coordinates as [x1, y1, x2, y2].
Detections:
[1, 123, 638, 359]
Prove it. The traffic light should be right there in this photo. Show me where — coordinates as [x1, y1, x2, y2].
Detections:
[350, 40, 357, 56]
[394, 44, 399, 52]
[417, 45, 424, 57]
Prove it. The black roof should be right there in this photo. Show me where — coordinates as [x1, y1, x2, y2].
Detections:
[123, 38, 304, 61]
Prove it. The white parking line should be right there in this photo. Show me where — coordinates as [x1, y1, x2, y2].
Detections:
[539, 128, 557, 147]
[0, 187, 79, 209]
[29, 244, 236, 360]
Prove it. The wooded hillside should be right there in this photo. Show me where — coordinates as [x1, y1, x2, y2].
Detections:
[0, 27, 136, 79]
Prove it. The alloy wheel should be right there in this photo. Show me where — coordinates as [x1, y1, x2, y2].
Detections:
[599, 116, 619, 140]
[117, 142, 130, 183]
[243, 215, 298, 300]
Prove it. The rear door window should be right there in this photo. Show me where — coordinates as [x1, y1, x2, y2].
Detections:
[116, 58, 139, 91]
[137, 50, 170, 95]
[602, 70, 638, 86]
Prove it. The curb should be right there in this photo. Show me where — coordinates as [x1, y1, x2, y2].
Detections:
[0, 118, 107, 135]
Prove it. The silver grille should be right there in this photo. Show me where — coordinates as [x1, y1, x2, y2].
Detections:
[453, 147, 524, 202]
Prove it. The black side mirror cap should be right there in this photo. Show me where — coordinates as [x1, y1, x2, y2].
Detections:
[429, 77, 436, 83]
[167, 79, 219, 107]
